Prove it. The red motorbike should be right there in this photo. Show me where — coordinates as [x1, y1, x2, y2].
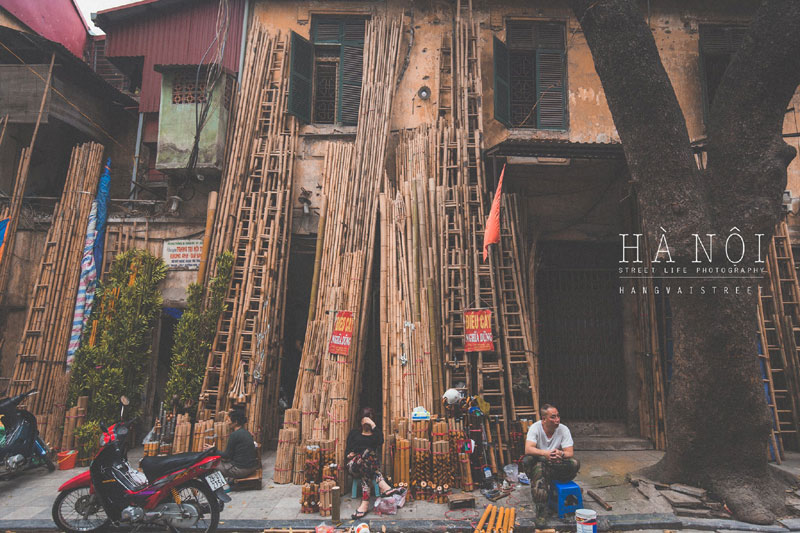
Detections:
[51, 417, 231, 533]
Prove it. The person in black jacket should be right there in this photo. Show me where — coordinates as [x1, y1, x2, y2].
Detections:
[345, 407, 402, 519]
[209, 409, 260, 481]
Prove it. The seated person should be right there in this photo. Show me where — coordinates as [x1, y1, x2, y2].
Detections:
[522, 404, 580, 503]
[345, 407, 402, 520]
[210, 409, 260, 481]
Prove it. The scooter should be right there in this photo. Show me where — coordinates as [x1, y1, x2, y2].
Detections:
[52, 397, 231, 533]
[0, 388, 55, 477]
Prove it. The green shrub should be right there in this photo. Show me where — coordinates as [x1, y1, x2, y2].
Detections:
[164, 252, 233, 409]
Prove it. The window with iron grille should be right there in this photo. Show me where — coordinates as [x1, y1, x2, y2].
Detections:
[288, 16, 367, 125]
[699, 25, 746, 120]
[494, 21, 566, 129]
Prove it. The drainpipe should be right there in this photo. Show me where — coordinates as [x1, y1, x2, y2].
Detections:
[129, 112, 144, 199]
[237, 0, 251, 87]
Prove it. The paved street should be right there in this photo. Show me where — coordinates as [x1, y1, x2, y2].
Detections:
[1, 447, 798, 531]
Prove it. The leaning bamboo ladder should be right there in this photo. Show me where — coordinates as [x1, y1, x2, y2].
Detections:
[197, 23, 297, 445]
[9, 142, 104, 447]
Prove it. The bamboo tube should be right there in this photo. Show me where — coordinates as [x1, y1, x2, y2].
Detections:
[507, 507, 515, 533]
[293, 447, 306, 485]
[474, 505, 493, 533]
[273, 428, 297, 484]
[331, 486, 341, 522]
[485, 505, 498, 533]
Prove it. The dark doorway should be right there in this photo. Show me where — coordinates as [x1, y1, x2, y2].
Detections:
[536, 242, 625, 421]
[149, 310, 180, 421]
[282, 236, 316, 403]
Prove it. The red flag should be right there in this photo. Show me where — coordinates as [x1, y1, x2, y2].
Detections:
[482, 164, 505, 262]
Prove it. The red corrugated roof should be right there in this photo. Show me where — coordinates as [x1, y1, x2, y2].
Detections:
[1, 0, 88, 57]
[97, 0, 244, 113]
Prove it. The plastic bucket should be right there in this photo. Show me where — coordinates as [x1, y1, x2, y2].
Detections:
[57, 450, 77, 470]
[576, 508, 597, 533]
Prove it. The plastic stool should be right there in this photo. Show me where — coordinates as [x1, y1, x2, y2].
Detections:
[351, 478, 381, 498]
[548, 480, 583, 517]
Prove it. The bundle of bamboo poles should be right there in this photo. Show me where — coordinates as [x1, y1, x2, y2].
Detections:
[289, 17, 403, 474]
[192, 419, 215, 452]
[474, 504, 515, 533]
[197, 21, 297, 444]
[304, 445, 321, 483]
[300, 482, 319, 513]
[8, 142, 104, 447]
[432, 439, 452, 489]
[60, 396, 87, 451]
[380, 124, 444, 435]
[459, 452, 474, 491]
[312, 415, 328, 441]
[448, 418, 465, 488]
[301, 392, 319, 443]
[318, 438, 335, 471]
[274, 427, 298, 484]
[319, 479, 336, 517]
[172, 415, 193, 454]
[411, 437, 431, 498]
[283, 408, 301, 440]
[293, 447, 306, 485]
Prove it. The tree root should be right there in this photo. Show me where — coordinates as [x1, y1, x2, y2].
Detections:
[637, 458, 787, 525]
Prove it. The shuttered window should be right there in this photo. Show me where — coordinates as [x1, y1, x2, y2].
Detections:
[287, 16, 366, 125]
[699, 25, 746, 119]
[494, 21, 566, 130]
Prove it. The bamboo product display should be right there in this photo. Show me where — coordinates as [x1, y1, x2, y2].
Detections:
[311, 416, 328, 441]
[459, 452, 474, 491]
[448, 418, 465, 488]
[304, 445, 321, 483]
[289, 17, 404, 478]
[319, 479, 335, 517]
[412, 419, 430, 440]
[8, 142, 105, 447]
[172, 415, 192, 454]
[293, 447, 306, 485]
[432, 440, 453, 489]
[274, 428, 298, 484]
[197, 23, 298, 445]
[394, 437, 410, 487]
[301, 393, 320, 443]
[283, 408, 301, 441]
[321, 463, 337, 483]
[318, 438, 335, 470]
[300, 482, 319, 513]
[411, 437, 431, 498]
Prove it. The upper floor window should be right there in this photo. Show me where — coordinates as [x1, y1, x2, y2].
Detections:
[287, 16, 366, 125]
[494, 21, 566, 130]
[699, 25, 746, 118]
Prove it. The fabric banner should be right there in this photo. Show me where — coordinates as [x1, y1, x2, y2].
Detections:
[0, 217, 9, 265]
[482, 164, 506, 262]
[66, 201, 98, 370]
[464, 309, 493, 352]
[93, 159, 111, 273]
[328, 311, 354, 356]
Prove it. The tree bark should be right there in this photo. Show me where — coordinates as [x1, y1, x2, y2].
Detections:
[570, 0, 800, 523]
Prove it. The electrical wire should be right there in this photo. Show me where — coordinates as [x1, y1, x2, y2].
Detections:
[185, 0, 230, 178]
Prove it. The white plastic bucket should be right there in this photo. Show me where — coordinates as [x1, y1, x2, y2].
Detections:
[576, 508, 597, 533]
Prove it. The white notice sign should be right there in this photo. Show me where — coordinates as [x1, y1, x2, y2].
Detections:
[163, 239, 203, 270]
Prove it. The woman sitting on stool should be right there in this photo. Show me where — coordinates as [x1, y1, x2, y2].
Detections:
[345, 407, 402, 519]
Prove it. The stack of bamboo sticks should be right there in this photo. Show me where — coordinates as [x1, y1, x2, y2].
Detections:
[60, 396, 87, 451]
[172, 415, 193, 454]
[274, 427, 298, 484]
[474, 504, 515, 533]
[288, 16, 404, 485]
[197, 20, 297, 444]
[394, 436, 410, 486]
[9, 142, 104, 448]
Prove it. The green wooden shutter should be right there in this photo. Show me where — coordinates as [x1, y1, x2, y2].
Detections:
[339, 44, 363, 125]
[288, 31, 313, 123]
[536, 49, 566, 130]
[493, 36, 511, 127]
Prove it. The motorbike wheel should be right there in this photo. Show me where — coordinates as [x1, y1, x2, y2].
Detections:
[171, 479, 220, 533]
[44, 456, 56, 472]
[51, 487, 109, 533]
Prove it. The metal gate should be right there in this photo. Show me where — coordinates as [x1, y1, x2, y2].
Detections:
[537, 247, 625, 421]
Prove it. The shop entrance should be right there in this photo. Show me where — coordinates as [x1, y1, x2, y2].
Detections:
[536, 242, 625, 421]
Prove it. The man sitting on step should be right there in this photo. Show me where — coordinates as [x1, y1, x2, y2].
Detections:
[522, 404, 580, 504]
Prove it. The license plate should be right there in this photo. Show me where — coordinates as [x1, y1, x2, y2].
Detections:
[205, 471, 226, 491]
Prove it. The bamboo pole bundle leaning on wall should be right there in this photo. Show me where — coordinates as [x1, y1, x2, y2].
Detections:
[9, 142, 104, 447]
[288, 14, 404, 479]
[274, 427, 298, 484]
[197, 22, 298, 444]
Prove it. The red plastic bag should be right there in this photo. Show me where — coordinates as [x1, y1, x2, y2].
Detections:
[373, 496, 398, 515]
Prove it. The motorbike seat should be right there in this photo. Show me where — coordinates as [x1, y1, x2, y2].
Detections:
[140, 449, 216, 482]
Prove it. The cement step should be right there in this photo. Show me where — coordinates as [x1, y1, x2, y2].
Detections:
[567, 421, 654, 451]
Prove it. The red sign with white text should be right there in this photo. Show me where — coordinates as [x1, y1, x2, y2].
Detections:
[328, 311, 355, 355]
[464, 309, 493, 352]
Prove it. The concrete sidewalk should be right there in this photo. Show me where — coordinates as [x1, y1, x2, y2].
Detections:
[0, 447, 798, 531]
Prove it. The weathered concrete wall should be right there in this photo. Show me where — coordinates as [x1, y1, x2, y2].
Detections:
[249, 0, 800, 205]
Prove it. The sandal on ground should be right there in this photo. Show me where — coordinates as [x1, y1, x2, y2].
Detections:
[380, 487, 404, 498]
[351, 509, 369, 520]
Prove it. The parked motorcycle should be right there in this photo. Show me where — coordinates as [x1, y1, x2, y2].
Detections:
[52, 400, 230, 533]
[0, 388, 56, 477]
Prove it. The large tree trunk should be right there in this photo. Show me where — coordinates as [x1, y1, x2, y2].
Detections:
[569, 0, 800, 523]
